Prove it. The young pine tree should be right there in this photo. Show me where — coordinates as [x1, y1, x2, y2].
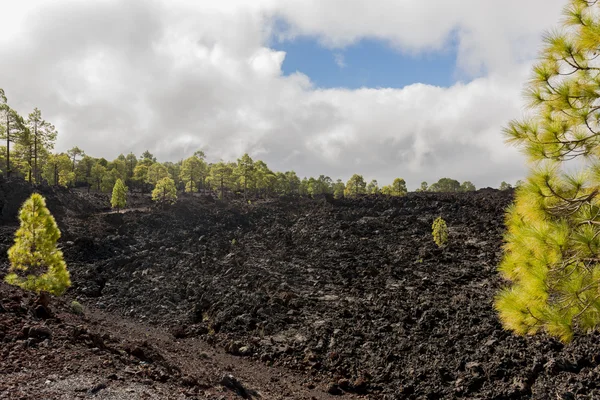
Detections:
[5, 193, 71, 295]
[111, 178, 127, 211]
[496, 0, 600, 342]
[432, 217, 448, 248]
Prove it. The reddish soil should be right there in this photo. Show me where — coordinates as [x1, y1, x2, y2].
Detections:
[2, 177, 600, 399]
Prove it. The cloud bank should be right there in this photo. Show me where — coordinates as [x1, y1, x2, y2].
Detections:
[0, 0, 566, 188]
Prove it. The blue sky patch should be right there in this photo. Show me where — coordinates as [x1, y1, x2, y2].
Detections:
[271, 36, 460, 89]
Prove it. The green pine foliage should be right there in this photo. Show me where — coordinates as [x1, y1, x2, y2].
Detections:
[344, 174, 367, 197]
[5, 193, 71, 296]
[111, 178, 127, 210]
[432, 217, 448, 248]
[152, 177, 177, 205]
[495, 0, 600, 342]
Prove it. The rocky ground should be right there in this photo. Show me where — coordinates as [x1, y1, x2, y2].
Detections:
[2, 177, 600, 399]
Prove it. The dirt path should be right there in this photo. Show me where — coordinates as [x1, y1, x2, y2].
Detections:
[85, 306, 361, 400]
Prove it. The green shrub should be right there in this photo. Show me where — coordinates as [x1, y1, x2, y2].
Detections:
[70, 300, 84, 315]
[432, 217, 448, 248]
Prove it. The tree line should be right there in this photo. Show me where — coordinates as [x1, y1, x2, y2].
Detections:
[1, 88, 496, 199]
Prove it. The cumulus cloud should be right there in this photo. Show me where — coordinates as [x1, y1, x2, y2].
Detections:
[0, 0, 566, 188]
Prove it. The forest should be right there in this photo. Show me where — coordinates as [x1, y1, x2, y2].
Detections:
[0, 90, 500, 200]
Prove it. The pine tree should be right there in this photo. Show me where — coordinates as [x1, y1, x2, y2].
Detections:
[495, 0, 600, 342]
[333, 179, 345, 199]
[146, 163, 169, 186]
[0, 90, 27, 179]
[235, 153, 255, 200]
[460, 181, 476, 192]
[42, 153, 74, 187]
[5, 193, 71, 296]
[27, 108, 57, 183]
[367, 179, 379, 194]
[207, 161, 234, 199]
[180, 155, 207, 193]
[111, 178, 127, 210]
[344, 174, 367, 197]
[391, 178, 408, 196]
[152, 177, 177, 205]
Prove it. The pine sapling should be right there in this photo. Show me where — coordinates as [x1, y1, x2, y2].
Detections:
[111, 178, 127, 211]
[5, 193, 71, 296]
[432, 217, 448, 248]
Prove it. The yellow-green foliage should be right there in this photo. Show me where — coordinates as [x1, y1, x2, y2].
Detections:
[111, 178, 127, 209]
[5, 193, 71, 295]
[496, 0, 600, 342]
[152, 177, 177, 204]
[432, 217, 448, 248]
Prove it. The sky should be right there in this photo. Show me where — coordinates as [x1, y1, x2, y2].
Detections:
[0, 0, 568, 189]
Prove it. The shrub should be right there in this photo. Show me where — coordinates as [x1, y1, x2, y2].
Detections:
[432, 217, 448, 248]
[5, 193, 71, 295]
[70, 300, 84, 315]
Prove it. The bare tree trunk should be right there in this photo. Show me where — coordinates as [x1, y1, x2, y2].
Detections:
[33, 122, 38, 183]
[5, 115, 10, 179]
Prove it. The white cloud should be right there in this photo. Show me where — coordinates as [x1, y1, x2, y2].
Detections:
[0, 0, 567, 188]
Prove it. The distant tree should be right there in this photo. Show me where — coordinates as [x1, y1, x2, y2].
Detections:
[344, 174, 367, 197]
[276, 171, 301, 195]
[146, 163, 170, 186]
[0, 90, 27, 179]
[235, 153, 255, 200]
[152, 177, 177, 205]
[111, 178, 127, 211]
[499, 181, 512, 190]
[101, 168, 121, 193]
[67, 146, 84, 172]
[380, 185, 392, 195]
[180, 155, 206, 193]
[429, 178, 461, 192]
[5, 194, 70, 296]
[333, 179, 345, 199]
[164, 161, 183, 188]
[416, 181, 428, 192]
[367, 179, 379, 194]
[106, 159, 127, 180]
[43, 153, 74, 187]
[254, 160, 276, 197]
[141, 150, 156, 162]
[75, 155, 95, 188]
[133, 158, 153, 191]
[207, 162, 234, 200]
[308, 175, 333, 196]
[460, 181, 476, 192]
[299, 177, 310, 196]
[89, 163, 107, 191]
[391, 178, 408, 196]
[26, 108, 57, 183]
[125, 152, 137, 179]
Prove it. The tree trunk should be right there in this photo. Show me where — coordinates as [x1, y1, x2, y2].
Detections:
[33, 122, 38, 183]
[6, 115, 10, 179]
